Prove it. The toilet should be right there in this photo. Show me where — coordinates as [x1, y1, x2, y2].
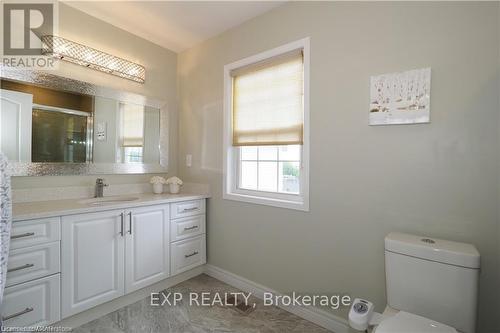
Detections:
[374, 310, 459, 333]
[351, 232, 480, 333]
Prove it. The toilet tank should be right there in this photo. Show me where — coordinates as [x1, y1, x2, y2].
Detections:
[385, 232, 480, 333]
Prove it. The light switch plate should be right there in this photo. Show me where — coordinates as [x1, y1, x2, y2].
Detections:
[186, 154, 192, 167]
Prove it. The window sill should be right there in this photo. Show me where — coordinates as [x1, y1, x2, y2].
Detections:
[223, 191, 309, 211]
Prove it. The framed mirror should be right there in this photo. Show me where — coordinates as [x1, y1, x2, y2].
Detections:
[0, 67, 168, 176]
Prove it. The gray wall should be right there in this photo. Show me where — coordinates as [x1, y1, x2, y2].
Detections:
[12, 2, 178, 189]
[177, 2, 499, 332]
[143, 106, 161, 164]
[93, 97, 118, 164]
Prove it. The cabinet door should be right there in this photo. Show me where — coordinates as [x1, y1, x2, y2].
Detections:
[171, 235, 206, 276]
[125, 205, 170, 293]
[10, 217, 60, 250]
[6, 241, 60, 287]
[61, 210, 125, 317]
[3, 274, 60, 327]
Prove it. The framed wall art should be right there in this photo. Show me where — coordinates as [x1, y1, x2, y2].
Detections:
[369, 68, 431, 125]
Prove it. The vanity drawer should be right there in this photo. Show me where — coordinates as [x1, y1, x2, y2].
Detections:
[170, 215, 205, 242]
[6, 242, 60, 287]
[171, 200, 205, 219]
[171, 235, 206, 276]
[11, 217, 61, 250]
[3, 274, 60, 327]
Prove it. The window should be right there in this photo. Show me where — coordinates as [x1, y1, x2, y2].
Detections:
[119, 102, 144, 163]
[123, 147, 143, 163]
[223, 38, 310, 211]
[239, 145, 301, 194]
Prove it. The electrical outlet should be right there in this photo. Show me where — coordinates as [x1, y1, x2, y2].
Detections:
[96, 122, 107, 141]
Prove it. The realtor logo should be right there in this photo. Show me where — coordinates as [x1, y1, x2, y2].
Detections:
[2, 1, 58, 69]
[3, 3, 53, 55]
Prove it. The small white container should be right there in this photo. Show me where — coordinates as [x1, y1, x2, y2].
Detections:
[152, 183, 163, 194]
[169, 183, 180, 194]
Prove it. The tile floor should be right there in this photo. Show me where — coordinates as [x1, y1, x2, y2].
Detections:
[73, 274, 331, 333]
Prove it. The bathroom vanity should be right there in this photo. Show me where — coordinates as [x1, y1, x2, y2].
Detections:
[4, 194, 207, 327]
[0, 64, 204, 328]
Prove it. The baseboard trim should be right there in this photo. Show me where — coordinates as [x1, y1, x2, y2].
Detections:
[204, 264, 349, 333]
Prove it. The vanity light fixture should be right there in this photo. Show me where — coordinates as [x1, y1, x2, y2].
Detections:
[41, 35, 146, 83]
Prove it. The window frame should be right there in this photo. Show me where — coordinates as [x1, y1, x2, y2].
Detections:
[223, 38, 310, 211]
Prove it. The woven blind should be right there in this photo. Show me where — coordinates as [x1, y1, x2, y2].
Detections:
[121, 103, 144, 147]
[231, 49, 304, 146]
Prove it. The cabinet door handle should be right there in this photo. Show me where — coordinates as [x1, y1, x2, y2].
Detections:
[182, 207, 198, 212]
[8, 263, 34, 273]
[11, 232, 35, 240]
[3, 307, 34, 321]
[128, 212, 132, 234]
[119, 213, 124, 236]
[183, 225, 199, 231]
[185, 251, 199, 258]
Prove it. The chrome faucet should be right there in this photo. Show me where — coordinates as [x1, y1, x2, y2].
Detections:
[95, 178, 109, 198]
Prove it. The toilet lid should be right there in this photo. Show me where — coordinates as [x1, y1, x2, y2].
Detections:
[374, 311, 457, 333]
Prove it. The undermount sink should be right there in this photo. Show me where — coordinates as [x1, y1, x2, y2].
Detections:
[79, 196, 140, 206]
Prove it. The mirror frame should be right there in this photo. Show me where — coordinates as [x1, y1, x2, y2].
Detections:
[1, 66, 169, 176]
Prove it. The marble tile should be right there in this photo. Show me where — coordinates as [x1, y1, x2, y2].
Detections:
[73, 274, 332, 333]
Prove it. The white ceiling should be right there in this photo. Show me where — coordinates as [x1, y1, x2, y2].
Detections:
[63, 1, 285, 53]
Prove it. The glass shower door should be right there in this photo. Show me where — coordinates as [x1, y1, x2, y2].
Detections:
[31, 108, 92, 163]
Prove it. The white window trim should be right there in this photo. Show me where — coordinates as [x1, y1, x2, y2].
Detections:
[223, 37, 310, 211]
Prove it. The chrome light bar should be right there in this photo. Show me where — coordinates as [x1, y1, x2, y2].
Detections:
[41, 35, 145, 83]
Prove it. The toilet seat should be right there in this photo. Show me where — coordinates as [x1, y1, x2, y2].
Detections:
[374, 311, 457, 333]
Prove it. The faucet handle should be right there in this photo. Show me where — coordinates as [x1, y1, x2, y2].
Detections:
[96, 178, 109, 186]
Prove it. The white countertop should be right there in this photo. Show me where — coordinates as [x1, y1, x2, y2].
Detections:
[13, 192, 210, 221]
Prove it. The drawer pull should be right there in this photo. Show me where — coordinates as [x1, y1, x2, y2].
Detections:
[183, 225, 199, 231]
[11, 232, 35, 240]
[3, 307, 34, 321]
[128, 211, 133, 235]
[8, 263, 34, 273]
[182, 207, 198, 212]
[185, 251, 199, 258]
[119, 213, 124, 236]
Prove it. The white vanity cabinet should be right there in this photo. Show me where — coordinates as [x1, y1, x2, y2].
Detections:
[3, 217, 61, 327]
[61, 205, 170, 317]
[61, 209, 125, 317]
[170, 200, 206, 275]
[125, 205, 170, 293]
[8, 196, 207, 325]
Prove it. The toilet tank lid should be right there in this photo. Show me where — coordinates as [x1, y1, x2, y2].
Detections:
[385, 232, 480, 269]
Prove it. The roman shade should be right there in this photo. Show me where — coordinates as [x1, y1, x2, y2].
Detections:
[231, 49, 304, 146]
[121, 103, 144, 147]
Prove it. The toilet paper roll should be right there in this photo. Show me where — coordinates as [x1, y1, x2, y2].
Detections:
[349, 298, 375, 331]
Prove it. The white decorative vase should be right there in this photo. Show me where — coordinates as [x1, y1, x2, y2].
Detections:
[169, 183, 180, 194]
[152, 183, 163, 194]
